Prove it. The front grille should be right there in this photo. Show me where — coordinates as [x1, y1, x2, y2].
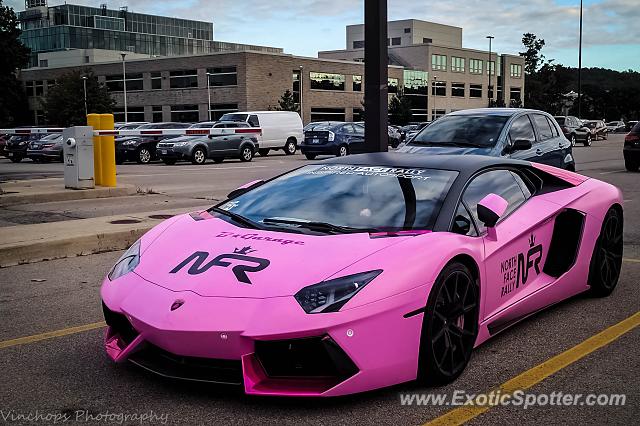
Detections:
[102, 302, 139, 345]
[129, 343, 244, 385]
[255, 335, 358, 379]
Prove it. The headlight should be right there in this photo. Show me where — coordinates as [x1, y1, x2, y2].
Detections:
[174, 141, 188, 147]
[294, 270, 382, 313]
[327, 131, 335, 142]
[122, 140, 138, 145]
[108, 240, 141, 281]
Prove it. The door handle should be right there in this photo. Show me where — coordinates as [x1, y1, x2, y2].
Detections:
[536, 148, 543, 155]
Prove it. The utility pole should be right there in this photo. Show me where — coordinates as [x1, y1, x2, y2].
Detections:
[364, 0, 388, 152]
[577, 0, 583, 118]
[121, 53, 128, 123]
[206, 72, 212, 121]
[82, 76, 88, 117]
[487, 35, 494, 106]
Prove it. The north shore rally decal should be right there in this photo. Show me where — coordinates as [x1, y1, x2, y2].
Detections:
[499, 234, 543, 297]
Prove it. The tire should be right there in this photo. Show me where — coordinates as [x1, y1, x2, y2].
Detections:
[258, 148, 270, 157]
[9, 156, 22, 163]
[418, 262, 479, 384]
[136, 147, 152, 164]
[162, 158, 177, 165]
[191, 147, 207, 165]
[284, 138, 297, 155]
[212, 157, 224, 164]
[336, 145, 348, 157]
[584, 134, 592, 147]
[570, 134, 576, 147]
[239, 145, 253, 162]
[304, 153, 317, 160]
[588, 207, 623, 297]
[625, 160, 639, 172]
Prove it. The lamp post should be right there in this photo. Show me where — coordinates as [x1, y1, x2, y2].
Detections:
[299, 65, 304, 123]
[205, 72, 212, 121]
[486, 35, 494, 105]
[432, 75, 438, 120]
[82, 76, 88, 117]
[577, 0, 583, 118]
[120, 53, 128, 123]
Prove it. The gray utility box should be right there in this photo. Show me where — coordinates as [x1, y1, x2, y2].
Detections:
[62, 126, 95, 189]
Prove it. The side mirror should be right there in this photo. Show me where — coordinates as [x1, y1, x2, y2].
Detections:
[511, 139, 532, 151]
[227, 179, 264, 199]
[477, 193, 508, 228]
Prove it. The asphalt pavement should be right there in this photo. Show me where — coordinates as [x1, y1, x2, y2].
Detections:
[0, 135, 638, 425]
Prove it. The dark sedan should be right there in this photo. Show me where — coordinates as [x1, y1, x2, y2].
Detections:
[300, 122, 365, 159]
[5, 133, 50, 163]
[26, 134, 64, 162]
[116, 122, 192, 164]
[624, 121, 640, 172]
[399, 108, 575, 170]
[584, 120, 608, 140]
[553, 115, 592, 146]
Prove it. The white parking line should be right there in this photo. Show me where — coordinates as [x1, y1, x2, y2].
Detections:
[599, 169, 627, 175]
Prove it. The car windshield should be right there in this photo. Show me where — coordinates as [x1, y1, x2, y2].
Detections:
[119, 123, 144, 130]
[189, 122, 216, 128]
[411, 115, 508, 148]
[213, 164, 458, 232]
[220, 113, 248, 122]
[554, 117, 566, 125]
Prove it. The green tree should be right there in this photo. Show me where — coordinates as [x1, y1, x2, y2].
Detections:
[42, 69, 115, 126]
[0, 0, 31, 127]
[519, 33, 546, 75]
[276, 89, 299, 112]
[388, 90, 412, 125]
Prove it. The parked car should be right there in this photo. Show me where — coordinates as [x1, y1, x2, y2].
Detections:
[405, 122, 431, 142]
[4, 132, 49, 163]
[115, 122, 148, 130]
[605, 121, 626, 133]
[26, 134, 64, 162]
[115, 122, 192, 164]
[157, 121, 259, 164]
[624, 121, 640, 172]
[219, 111, 302, 156]
[553, 115, 592, 146]
[0, 134, 7, 157]
[301, 122, 365, 159]
[584, 120, 608, 140]
[355, 122, 402, 148]
[400, 108, 575, 170]
[626, 121, 638, 132]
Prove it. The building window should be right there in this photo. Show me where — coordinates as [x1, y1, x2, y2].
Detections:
[39, 59, 48, 67]
[209, 103, 239, 121]
[310, 72, 345, 91]
[310, 107, 346, 122]
[152, 105, 163, 122]
[388, 77, 399, 94]
[207, 66, 237, 87]
[35, 81, 44, 96]
[353, 108, 364, 122]
[470, 84, 483, 98]
[105, 73, 143, 92]
[431, 109, 446, 119]
[510, 63, 522, 78]
[293, 70, 301, 103]
[403, 70, 429, 121]
[169, 70, 198, 89]
[113, 107, 144, 123]
[510, 87, 522, 102]
[451, 57, 465, 73]
[469, 59, 483, 74]
[487, 61, 496, 76]
[431, 54, 447, 71]
[431, 80, 446, 96]
[404, 27, 411, 34]
[171, 104, 199, 122]
[25, 81, 34, 97]
[353, 40, 365, 49]
[353, 75, 362, 92]
[488, 85, 494, 99]
[423, 38, 432, 44]
[391, 37, 401, 46]
[151, 72, 162, 90]
[451, 82, 465, 97]
[35, 110, 45, 125]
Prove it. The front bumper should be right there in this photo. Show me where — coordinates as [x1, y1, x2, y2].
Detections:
[101, 272, 428, 396]
[156, 147, 189, 160]
[27, 149, 62, 160]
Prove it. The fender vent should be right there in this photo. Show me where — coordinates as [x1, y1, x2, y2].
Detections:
[543, 209, 585, 277]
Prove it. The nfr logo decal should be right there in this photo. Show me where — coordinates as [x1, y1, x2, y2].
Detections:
[500, 234, 543, 297]
[170, 246, 270, 284]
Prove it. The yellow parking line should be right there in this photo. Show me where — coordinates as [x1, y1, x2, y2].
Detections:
[0, 321, 106, 350]
[423, 311, 640, 426]
[623, 258, 640, 264]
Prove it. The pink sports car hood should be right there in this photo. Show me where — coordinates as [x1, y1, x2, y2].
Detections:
[133, 213, 411, 298]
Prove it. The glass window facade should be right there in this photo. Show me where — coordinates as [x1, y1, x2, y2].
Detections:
[113, 106, 144, 122]
[151, 72, 162, 90]
[105, 73, 143, 92]
[170, 70, 198, 89]
[451, 57, 465, 73]
[431, 54, 447, 71]
[487, 61, 496, 76]
[510, 63, 522, 78]
[209, 103, 239, 121]
[171, 104, 199, 122]
[470, 84, 483, 98]
[510, 87, 522, 102]
[207, 66, 237, 87]
[451, 82, 465, 97]
[310, 107, 345, 122]
[432, 80, 446, 96]
[310, 72, 345, 91]
[152, 105, 163, 122]
[403, 70, 428, 120]
[469, 59, 483, 74]
[292, 70, 301, 103]
[353, 75, 362, 92]
[388, 77, 399, 94]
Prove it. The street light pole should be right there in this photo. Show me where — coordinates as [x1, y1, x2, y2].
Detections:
[577, 0, 583, 118]
[82, 76, 88, 117]
[486, 35, 494, 105]
[206, 72, 212, 121]
[121, 53, 128, 123]
[299, 65, 304, 123]
[432, 75, 438, 120]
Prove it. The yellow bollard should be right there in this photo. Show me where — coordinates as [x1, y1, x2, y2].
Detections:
[87, 114, 102, 186]
[99, 114, 117, 187]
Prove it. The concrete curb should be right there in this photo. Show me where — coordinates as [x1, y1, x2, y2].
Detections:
[0, 184, 136, 207]
[0, 206, 210, 268]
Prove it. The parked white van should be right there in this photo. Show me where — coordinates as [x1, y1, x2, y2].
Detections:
[219, 111, 303, 156]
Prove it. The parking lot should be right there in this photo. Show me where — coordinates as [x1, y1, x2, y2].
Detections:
[0, 134, 638, 425]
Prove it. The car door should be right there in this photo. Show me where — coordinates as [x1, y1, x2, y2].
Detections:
[531, 113, 563, 167]
[206, 123, 231, 154]
[350, 124, 366, 153]
[505, 114, 537, 161]
[460, 168, 557, 321]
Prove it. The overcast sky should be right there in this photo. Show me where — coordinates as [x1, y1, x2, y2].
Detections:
[8, 0, 639, 71]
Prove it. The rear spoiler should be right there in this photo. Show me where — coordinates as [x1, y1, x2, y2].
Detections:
[530, 162, 589, 186]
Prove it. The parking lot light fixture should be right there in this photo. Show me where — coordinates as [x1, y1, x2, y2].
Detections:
[121, 53, 128, 123]
[487, 35, 494, 105]
[206, 72, 212, 121]
[82, 76, 88, 117]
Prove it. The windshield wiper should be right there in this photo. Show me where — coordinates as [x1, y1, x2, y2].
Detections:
[210, 207, 263, 229]
[411, 140, 483, 147]
[262, 217, 377, 234]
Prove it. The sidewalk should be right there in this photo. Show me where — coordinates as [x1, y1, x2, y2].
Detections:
[0, 205, 210, 267]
